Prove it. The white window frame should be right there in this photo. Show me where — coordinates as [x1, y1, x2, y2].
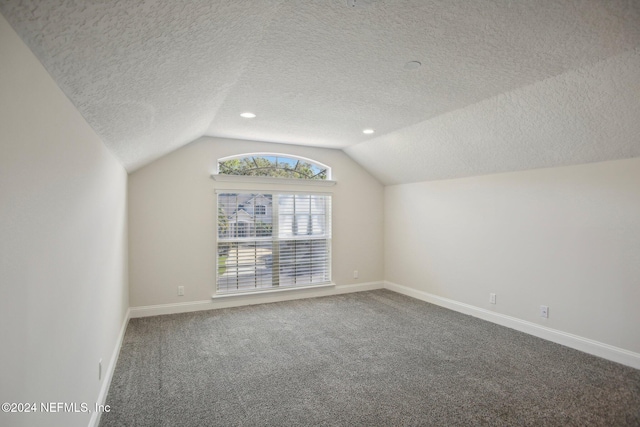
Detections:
[215, 190, 332, 296]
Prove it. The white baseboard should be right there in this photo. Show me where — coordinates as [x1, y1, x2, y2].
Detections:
[129, 282, 384, 318]
[89, 308, 131, 427]
[384, 281, 640, 370]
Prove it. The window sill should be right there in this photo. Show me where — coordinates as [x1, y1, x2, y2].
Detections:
[212, 283, 335, 299]
[210, 174, 337, 186]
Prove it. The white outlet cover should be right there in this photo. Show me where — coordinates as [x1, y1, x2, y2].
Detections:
[540, 305, 549, 318]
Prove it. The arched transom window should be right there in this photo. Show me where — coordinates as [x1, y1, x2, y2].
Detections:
[218, 154, 330, 180]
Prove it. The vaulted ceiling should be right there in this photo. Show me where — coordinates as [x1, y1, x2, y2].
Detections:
[1, 0, 639, 183]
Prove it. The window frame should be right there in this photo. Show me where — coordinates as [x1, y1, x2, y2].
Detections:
[215, 190, 332, 296]
[212, 153, 336, 298]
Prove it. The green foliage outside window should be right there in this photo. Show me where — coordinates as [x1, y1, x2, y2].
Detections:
[218, 155, 327, 180]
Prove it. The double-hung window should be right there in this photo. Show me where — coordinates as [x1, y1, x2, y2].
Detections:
[217, 192, 331, 294]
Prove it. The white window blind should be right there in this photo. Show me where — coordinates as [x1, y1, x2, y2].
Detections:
[217, 192, 331, 294]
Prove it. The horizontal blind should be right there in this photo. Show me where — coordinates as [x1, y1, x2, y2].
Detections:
[217, 192, 331, 294]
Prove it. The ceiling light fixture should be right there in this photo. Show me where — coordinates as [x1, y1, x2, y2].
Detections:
[363, 129, 375, 135]
[404, 61, 422, 70]
[346, 0, 375, 8]
[240, 112, 256, 118]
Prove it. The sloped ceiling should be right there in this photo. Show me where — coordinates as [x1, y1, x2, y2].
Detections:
[347, 47, 640, 184]
[1, 1, 639, 182]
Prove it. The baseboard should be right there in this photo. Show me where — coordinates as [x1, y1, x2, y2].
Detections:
[89, 308, 131, 427]
[129, 281, 384, 318]
[384, 281, 640, 370]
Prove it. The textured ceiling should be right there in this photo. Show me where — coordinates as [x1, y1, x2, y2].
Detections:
[1, 0, 640, 179]
[346, 48, 640, 184]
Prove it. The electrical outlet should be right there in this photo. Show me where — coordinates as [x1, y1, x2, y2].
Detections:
[540, 305, 549, 318]
[98, 359, 102, 381]
[353, 270, 359, 279]
[489, 293, 496, 304]
[178, 286, 184, 296]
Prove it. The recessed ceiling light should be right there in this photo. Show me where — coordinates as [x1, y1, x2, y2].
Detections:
[363, 129, 375, 134]
[404, 61, 422, 70]
[240, 112, 256, 118]
[346, 0, 375, 8]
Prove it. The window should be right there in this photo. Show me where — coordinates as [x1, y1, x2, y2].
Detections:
[217, 192, 331, 294]
[218, 154, 329, 180]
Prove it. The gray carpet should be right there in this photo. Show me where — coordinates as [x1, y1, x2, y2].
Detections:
[100, 290, 640, 426]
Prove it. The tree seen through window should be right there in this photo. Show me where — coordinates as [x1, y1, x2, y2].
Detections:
[218, 155, 328, 180]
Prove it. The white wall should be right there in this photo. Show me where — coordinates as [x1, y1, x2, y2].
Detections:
[385, 158, 640, 355]
[0, 15, 128, 427]
[128, 137, 384, 307]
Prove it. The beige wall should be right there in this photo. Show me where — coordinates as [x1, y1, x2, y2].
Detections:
[385, 158, 640, 354]
[128, 137, 384, 307]
[0, 15, 128, 427]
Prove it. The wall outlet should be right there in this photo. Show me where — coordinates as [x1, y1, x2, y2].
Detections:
[489, 293, 496, 304]
[353, 270, 359, 279]
[178, 286, 184, 296]
[540, 305, 549, 318]
[98, 359, 102, 381]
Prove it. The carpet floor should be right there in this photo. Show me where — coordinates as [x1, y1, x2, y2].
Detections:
[100, 290, 640, 426]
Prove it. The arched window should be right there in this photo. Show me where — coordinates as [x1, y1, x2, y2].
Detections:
[218, 154, 330, 180]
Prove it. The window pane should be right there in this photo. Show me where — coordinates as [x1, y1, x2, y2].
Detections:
[217, 240, 273, 292]
[277, 194, 328, 238]
[279, 239, 329, 287]
[218, 193, 272, 239]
